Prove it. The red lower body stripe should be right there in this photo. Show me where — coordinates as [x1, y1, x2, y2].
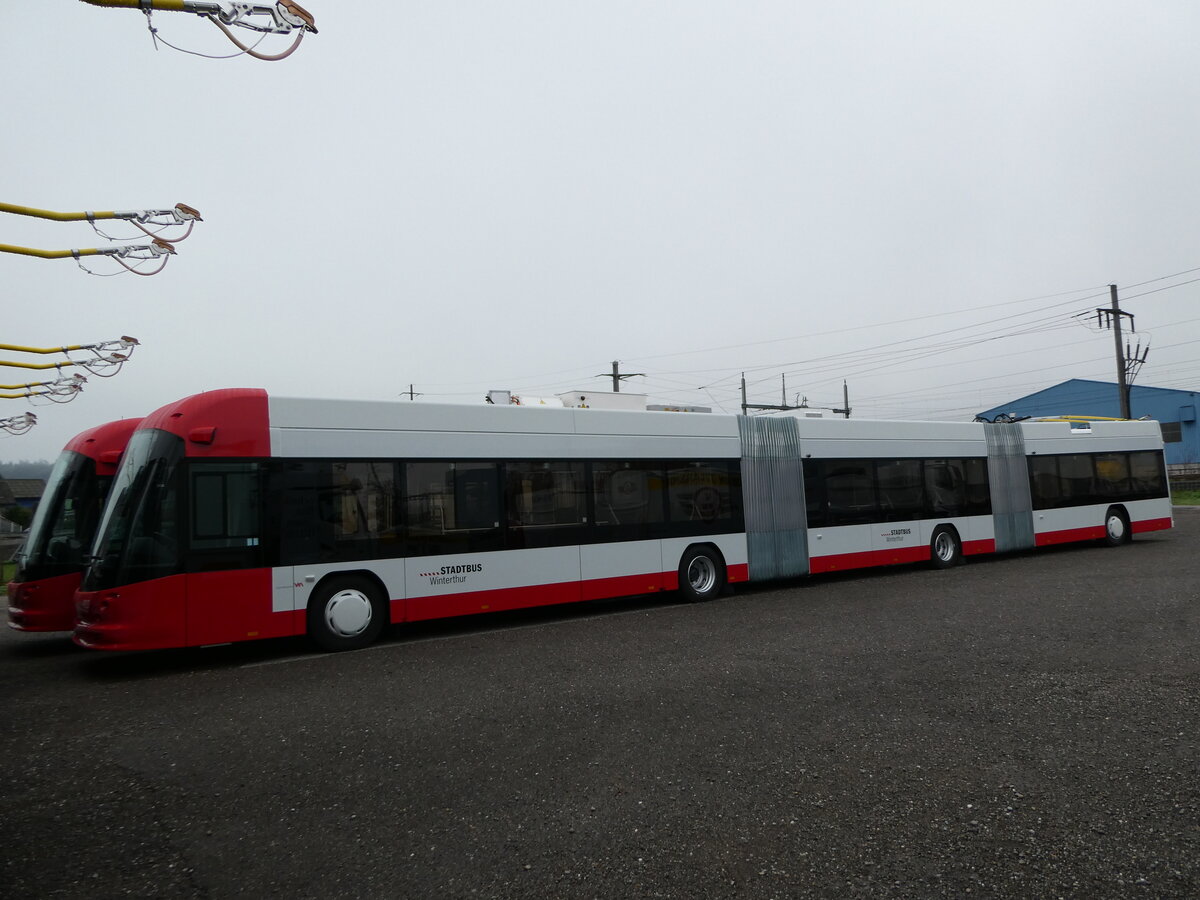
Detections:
[1132, 517, 1172, 534]
[1035, 516, 1171, 546]
[403, 562, 751, 623]
[807, 539, 997, 575]
[809, 545, 931, 575]
[963, 539, 995, 556]
[1035, 526, 1104, 546]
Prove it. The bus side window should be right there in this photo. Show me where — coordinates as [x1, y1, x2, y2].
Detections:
[1059, 454, 1095, 504]
[591, 462, 665, 528]
[276, 460, 329, 565]
[454, 464, 500, 530]
[503, 461, 587, 550]
[326, 461, 400, 559]
[1129, 450, 1167, 498]
[1094, 453, 1132, 499]
[824, 460, 876, 526]
[666, 461, 735, 525]
[876, 459, 922, 521]
[188, 461, 263, 573]
[1028, 456, 1061, 509]
[803, 459, 826, 528]
[405, 462, 502, 556]
[190, 463, 261, 551]
[923, 460, 962, 517]
[963, 458, 992, 515]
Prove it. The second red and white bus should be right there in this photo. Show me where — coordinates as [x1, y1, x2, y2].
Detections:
[7, 418, 141, 632]
[73, 389, 1172, 652]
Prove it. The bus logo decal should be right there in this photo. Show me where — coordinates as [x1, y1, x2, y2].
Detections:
[419, 563, 484, 585]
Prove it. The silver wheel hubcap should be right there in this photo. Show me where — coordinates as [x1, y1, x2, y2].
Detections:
[325, 589, 373, 637]
[1107, 516, 1126, 541]
[935, 533, 954, 561]
[689, 556, 716, 594]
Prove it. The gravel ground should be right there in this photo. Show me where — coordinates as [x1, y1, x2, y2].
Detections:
[2, 510, 1197, 899]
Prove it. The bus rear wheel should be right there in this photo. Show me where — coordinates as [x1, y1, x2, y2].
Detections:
[1103, 507, 1131, 547]
[679, 546, 725, 602]
[307, 576, 387, 652]
[929, 527, 962, 569]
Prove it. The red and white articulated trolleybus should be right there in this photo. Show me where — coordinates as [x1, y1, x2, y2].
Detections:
[73, 389, 1172, 652]
[7, 418, 142, 632]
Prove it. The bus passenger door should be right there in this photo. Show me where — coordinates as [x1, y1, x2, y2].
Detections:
[583, 462, 668, 598]
[873, 460, 926, 566]
[184, 462, 289, 645]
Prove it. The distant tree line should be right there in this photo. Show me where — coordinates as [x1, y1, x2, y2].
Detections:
[0, 460, 53, 480]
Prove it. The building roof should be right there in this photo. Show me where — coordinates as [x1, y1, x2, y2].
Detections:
[0, 478, 13, 506]
[4, 479, 45, 501]
[978, 379, 1198, 420]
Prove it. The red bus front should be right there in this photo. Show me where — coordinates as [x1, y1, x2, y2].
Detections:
[7, 419, 140, 632]
[74, 389, 283, 651]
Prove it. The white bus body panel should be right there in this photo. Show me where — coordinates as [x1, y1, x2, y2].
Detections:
[267, 398, 741, 461]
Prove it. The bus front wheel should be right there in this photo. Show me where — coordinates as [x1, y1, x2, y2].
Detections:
[307, 576, 387, 652]
[678, 546, 725, 602]
[929, 527, 962, 569]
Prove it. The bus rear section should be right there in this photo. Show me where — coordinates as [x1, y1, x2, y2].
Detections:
[7, 418, 141, 632]
[733, 415, 1170, 583]
[1021, 421, 1173, 546]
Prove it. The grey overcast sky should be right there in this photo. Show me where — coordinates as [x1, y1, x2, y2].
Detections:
[4, 2, 1200, 460]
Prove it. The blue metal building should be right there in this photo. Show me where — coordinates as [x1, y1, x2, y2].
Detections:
[977, 379, 1200, 465]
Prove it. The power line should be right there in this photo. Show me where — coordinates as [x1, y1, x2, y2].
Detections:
[1122, 266, 1200, 290]
[627, 288, 1109, 372]
[402, 266, 1200, 416]
[1117, 276, 1200, 304]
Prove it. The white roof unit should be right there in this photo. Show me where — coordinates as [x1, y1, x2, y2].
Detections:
[556, 391, 647, 411]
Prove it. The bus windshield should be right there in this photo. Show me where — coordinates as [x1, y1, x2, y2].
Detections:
[13, 451, 109, 582]
[83, 429, 185, 592]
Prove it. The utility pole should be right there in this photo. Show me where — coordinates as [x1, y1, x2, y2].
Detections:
[402, 384, 422, 401]
[596, 360, 644, 392]
[832, 380, 851, 419]
[1098, 285, 1135, 419]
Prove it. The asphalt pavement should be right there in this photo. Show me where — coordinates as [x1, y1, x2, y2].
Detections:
[2, 511, 1197, 899]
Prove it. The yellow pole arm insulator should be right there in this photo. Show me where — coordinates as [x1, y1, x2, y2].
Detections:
[80, 0, 192, 11]
[0, 342, 95, 354]
[0, 203, 119, 222]
[0, 358, 81, 371]
[0, 338, 136, 355]
[0, 243, 100, 259]
[0, 202, 199, 225]
[79, 0, 316, 35]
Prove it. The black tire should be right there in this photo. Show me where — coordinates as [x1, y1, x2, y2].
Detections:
[929, 526, 962, 569]
[307, 575, 387, 652]
[1102, 507, 1131, 547]
[678, 546, 725, 602]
